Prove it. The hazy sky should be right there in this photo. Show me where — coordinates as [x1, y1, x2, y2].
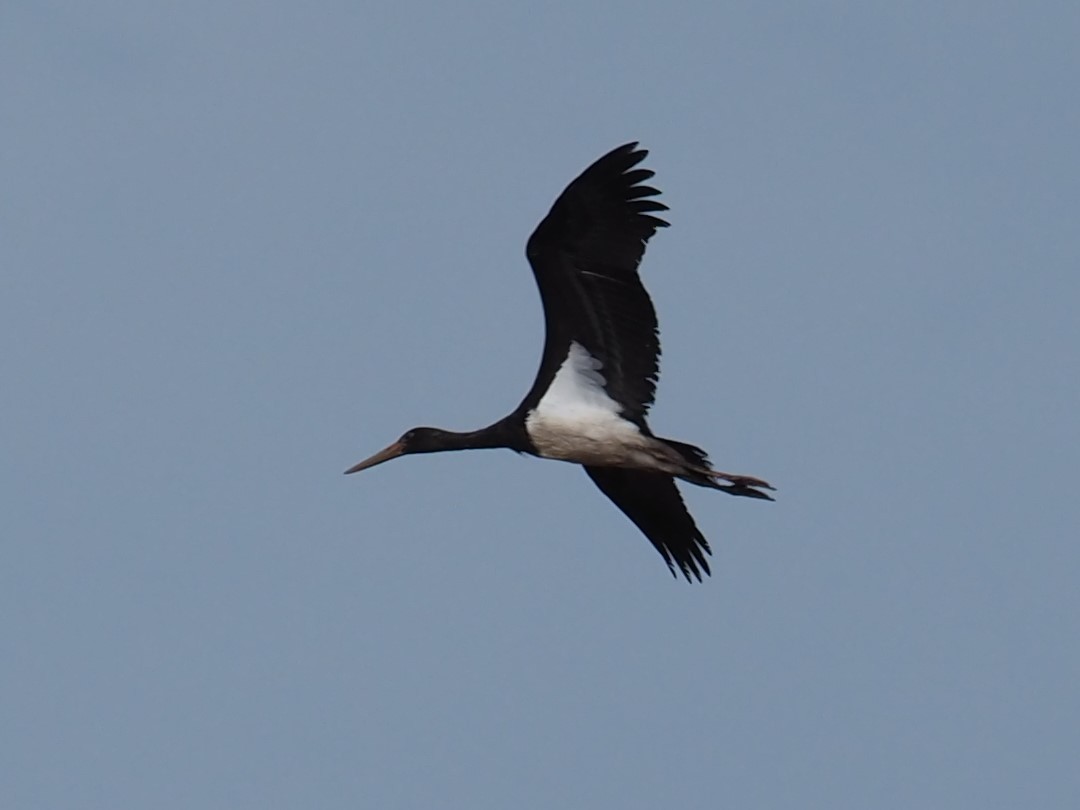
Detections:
[4, 2, 1079, 808]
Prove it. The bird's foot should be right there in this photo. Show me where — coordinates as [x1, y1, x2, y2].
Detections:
[708, 470, 776, 491]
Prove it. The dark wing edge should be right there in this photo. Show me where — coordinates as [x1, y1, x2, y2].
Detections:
[584, 466, 712, 582]
[518, 143, 670, 425]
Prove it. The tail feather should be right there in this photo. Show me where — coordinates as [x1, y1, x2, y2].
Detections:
[662, 438, 711, 468]
[661, 437, 775, 500]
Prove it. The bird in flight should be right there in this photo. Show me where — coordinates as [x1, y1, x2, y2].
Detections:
[347, 143, 773, 581]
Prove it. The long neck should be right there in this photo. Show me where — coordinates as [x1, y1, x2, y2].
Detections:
[432, 419, 530, 453]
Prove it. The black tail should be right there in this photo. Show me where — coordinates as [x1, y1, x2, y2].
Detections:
[662, 438, 776, 501]
[662, 438, 712, 468]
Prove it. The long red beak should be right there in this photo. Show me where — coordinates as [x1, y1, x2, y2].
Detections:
[344, 439, 405, 474]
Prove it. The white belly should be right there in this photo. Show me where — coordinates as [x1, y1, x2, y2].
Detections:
[526, 408, 658, 466]
[525, 341, 662, 468]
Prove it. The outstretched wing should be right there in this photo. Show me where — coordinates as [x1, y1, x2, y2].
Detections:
[584, 466, 712, 582]
[518, 143, 669, 429]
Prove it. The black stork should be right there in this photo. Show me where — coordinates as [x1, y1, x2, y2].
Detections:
[346, 142, 773, 581]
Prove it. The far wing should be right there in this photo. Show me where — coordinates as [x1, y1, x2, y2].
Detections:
[584, 466, 712, 582]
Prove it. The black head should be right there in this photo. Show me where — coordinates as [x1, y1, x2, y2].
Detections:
[344, 426, 455, 474]
[401, 426, 459, 453]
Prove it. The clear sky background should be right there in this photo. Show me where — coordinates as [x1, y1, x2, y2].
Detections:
[4, 2, 1078, 808]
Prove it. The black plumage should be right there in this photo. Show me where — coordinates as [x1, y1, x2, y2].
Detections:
[519, 143, 668, 428]
[346, 143, 773, 581]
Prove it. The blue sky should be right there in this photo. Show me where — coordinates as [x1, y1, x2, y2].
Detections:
[3, 2, 1078, 808]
